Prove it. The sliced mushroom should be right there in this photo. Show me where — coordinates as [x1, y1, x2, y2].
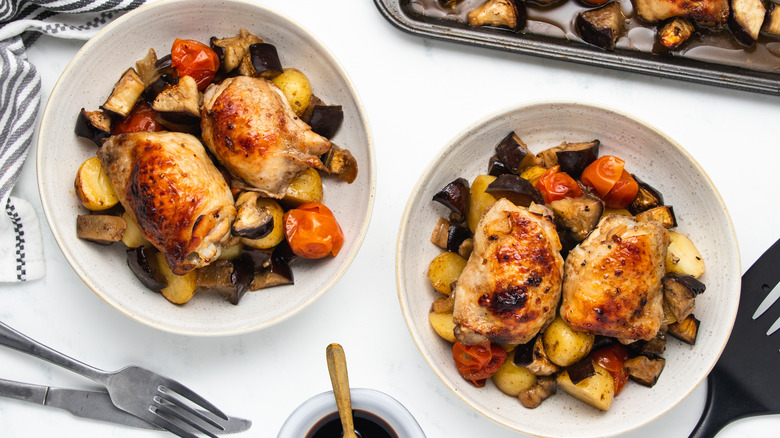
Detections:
[75, 108, 112, 147]
[625, 355, 666, 387]
[101, 68, 146, 118]
[467, 0, 527, 31]
[576, 2, 625, 51]
[517, 376, 557, 409]
[210, 28, 264, 73]
[548, 195, 604, 242]
[658, 17, 696, 50]
[232, 192, 275, 239]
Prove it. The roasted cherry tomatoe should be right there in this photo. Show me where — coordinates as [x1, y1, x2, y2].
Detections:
[170, 38, 220, 90]
[452, 341, 507, 387]
[284, 203, 344, 259]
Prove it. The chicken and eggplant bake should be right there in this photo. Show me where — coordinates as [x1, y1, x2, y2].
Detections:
[426, 132, 705, 411]
[73, 29, 358, 305]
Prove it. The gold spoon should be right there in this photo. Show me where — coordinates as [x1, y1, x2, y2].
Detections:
[326, 343, 359, 438]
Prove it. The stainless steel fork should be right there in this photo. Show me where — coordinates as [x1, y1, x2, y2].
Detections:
[0, 321, 230, 438]
[689, 237, 780, 437]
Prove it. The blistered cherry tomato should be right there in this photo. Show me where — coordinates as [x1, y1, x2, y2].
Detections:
[590, 344, 630, 394]
[452, 341, 507, 387]
[580, 155, 625, 198]
[112, 102, 163, 134]
[602, 170, 639, 209]
[535, 165, 583, 203]
[170, 38, 220, 90]
[284, 203, 344, 259]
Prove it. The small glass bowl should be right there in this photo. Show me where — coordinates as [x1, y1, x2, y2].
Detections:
[277, 388, 426, 437]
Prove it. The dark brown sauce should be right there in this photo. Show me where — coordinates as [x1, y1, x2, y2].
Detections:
[407, 0, 780, 73]
[306, 410, 398, 438]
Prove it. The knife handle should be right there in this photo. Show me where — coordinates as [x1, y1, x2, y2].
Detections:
[0, 378, 48, 405]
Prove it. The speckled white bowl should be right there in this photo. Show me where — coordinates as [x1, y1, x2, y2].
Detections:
[277, 388, 426, 438]
[396, 101, 739, 437]
[36, 0, 375, 336]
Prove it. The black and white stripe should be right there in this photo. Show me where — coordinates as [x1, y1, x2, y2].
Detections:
[0, 0, 147, 281]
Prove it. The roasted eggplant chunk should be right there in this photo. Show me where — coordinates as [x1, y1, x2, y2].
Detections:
[485, 173, 544, 207]
[77, 214, 126, 244]
[537, 140, 600, 178]
[662, 273, 705, 322]
[668, 314, 700, 344]
[763, 3, 780, 35]
[321, 144, 358, 184]
[433, 177, 471, 219]
[127, 246, 167, 291]
[238, 43, 284, 78]
[250, 250, 294, 290]
[625, 356, 665, 387]
[210, 28, 264, 73]
[657, 17, 696, 50]
[75, 109, 112, 146]
[232, 192, 275, 239]
[151, 74, 201, 122]
[467, 0, 527, 32]
[576, 2, 625, 50]
[628, 177, 664, 214]
[548, 195, 603, 241]
[101, 68, 146, 118]
[634, 0, 729, 27]
[495, 132, 538, 173]
[635, 205, 677, 228]
[306, 104, 343, 139]
[729, 0, 767, 46]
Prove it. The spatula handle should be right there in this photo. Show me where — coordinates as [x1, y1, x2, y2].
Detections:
[688, 365, 765, 438]
[0, 321, 107, 383]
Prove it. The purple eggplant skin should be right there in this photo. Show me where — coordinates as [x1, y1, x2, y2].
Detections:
[446, 225, 472, 253]
[307, 105, 344, 139]
[576, 1, 624, 51]
[433, 178, 471, 218]
[248, 43, 283, 78]
[728, 0, 767, 46]
[495, 131, 536, 173]
[567, 356, 596, 385]
[627, 177, 665, 215]
[554, 140, 600, 179]
[75, 109, 112, 147]
[126, 246, 166, 291]
[485, 173, 545, 207]
[488, 155, 512, 176]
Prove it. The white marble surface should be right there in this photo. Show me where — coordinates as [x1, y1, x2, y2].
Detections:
[1, 0, 779, 437]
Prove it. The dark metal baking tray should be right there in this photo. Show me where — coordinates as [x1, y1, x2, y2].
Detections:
[374, 0, 780, 96]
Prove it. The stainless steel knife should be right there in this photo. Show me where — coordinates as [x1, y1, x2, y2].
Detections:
[0, 378, 252, 433]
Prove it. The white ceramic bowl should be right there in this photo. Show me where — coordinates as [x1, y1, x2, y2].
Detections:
[36, 0, 375, 336]
[396, 101, 739, 437]
[277, 388, 426, 438]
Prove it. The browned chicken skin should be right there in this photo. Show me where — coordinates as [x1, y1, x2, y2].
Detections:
[98, 131, 236, 275]
[634, 0, 730, 27]
[201, 76, 331, 198]
[453, 199, 564, 345]
[561, 214, 670, 342]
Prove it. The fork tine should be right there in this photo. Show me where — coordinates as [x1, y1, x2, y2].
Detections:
[156, 393, 225, 431]
[160, 380, 228, 420]
[146, 406, 201, 438]
[753, 283, 780, 335]
[154, 403, 219, 438]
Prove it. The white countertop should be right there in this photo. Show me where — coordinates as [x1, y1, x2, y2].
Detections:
[2, 0, 779, 437]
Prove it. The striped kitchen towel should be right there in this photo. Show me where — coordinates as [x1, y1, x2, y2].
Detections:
[0, 0, 147, 282]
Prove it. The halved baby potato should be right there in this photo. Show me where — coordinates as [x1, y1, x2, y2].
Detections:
[429, 310, 457, 343]
[240, 198, 285, 250]
[153, 251, 197, 304]
[283, 167, 323, 206]
[271, 68, 312, 116]
[666, 231, 705, 278]
[75, 157, 119, 211]
[427, 251, 467, 295]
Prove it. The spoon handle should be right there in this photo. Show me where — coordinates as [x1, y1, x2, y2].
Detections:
[327, 343, 357, 438]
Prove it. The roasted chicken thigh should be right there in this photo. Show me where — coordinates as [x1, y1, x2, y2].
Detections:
[97, 131, 236, 275]
[201, 76, 332, 198]
[453, 199, 564, 345]
[561, 214, 670, 342]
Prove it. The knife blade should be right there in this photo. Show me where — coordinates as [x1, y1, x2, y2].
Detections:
[0, 378, 252, 433]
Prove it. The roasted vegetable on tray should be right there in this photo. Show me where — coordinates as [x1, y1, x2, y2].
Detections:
[425, 130, 706, 411]
[74, 29, 358, 306]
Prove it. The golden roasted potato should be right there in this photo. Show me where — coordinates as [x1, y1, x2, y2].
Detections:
[666, 231, 705, 278]
[492, 349, 537, 396]
[557, 364, 615, 411]
[240, 198, 285, 249]
[466, 174, 497, 232]
[429, 310, 457, 343]
[271, 68, 312, 116]
[154, 252, 197, 304]
[283, 167, 323, 206]
[218, 241, 244, 260]
[519, 166, 546, 187]
[75, 156, 119, 211]
[426, 251, 467, 295]
[542, 316, 595, 367]
[120, 211, 150, 248]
